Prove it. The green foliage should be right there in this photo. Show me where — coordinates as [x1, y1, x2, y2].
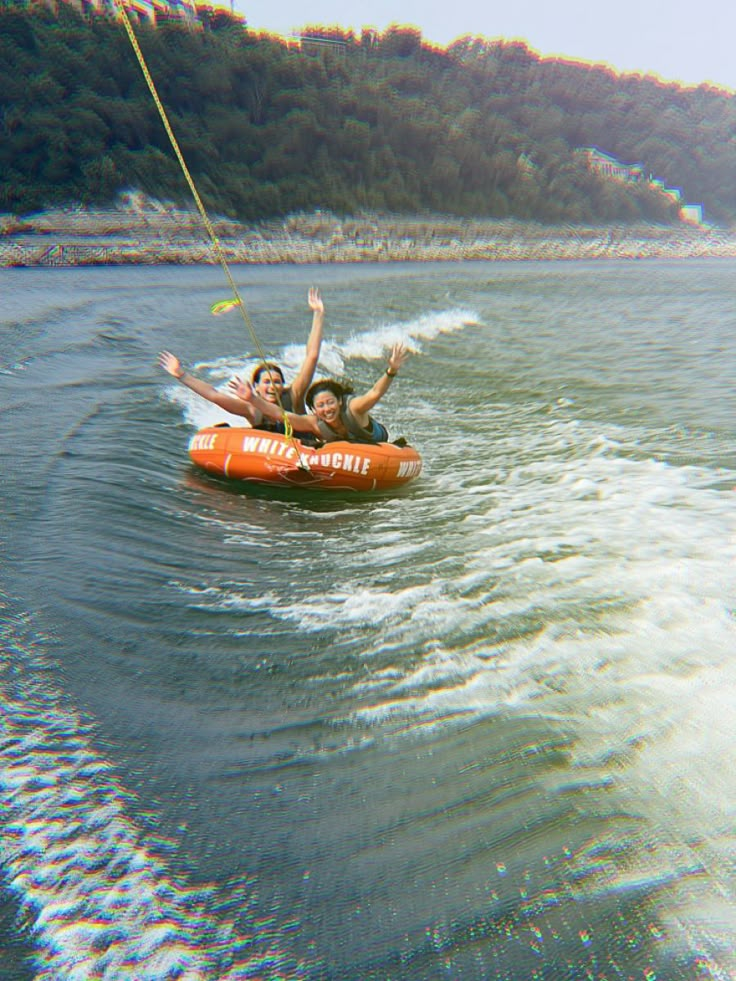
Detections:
[1, 5, 735, 223]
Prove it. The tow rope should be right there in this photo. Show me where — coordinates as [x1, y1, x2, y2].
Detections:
[114, 0, 308, 467]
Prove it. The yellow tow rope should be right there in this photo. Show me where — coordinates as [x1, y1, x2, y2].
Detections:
[115, 1, 306, 464]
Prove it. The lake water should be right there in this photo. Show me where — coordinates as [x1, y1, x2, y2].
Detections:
[1, 258, 735, 980]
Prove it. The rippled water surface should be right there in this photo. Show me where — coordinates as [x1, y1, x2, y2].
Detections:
[1, 259, 735, 979]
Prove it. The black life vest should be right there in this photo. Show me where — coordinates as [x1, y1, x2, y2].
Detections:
[314, 397, 385, 444]
[252, 390, 319, 446]
[253, 389, 294, 435]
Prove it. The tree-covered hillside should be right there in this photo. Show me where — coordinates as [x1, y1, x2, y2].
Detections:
[2, 4, 735, 224]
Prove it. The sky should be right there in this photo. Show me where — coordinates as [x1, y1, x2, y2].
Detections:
[232, 0, 736, 93]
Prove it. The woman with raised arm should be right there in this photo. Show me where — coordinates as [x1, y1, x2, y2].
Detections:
[230, 343, 409, 445]
[158, 287, 325, 431]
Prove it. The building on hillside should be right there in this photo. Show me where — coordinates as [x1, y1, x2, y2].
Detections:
[578, 146, 705, 226]
[649, 177, 681, 203]
[576, 147, 644, 182]
[27, 0, 200, 26]
[679, 203, 704, 225]
[121, 0, 199, 25]
[292, 34, 349, 55]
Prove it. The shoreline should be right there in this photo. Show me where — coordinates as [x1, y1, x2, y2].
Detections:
[3, 207, 736, 267]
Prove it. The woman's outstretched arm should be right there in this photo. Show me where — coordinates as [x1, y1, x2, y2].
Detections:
[159, 351, 259, 423]
[348, 343, 409, 426]
[288, 287, 325, 412]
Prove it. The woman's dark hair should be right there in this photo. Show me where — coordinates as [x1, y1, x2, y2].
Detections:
[306, 378, 354, 409]
[251, 362, 285, 385]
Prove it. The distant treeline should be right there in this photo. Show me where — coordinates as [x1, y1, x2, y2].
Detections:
[2, 4, 736, 224]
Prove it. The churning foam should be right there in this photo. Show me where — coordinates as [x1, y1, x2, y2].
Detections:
[162, 307, 478, 430]
[0, 614, 301, 980]
[337, 307, 477, 361]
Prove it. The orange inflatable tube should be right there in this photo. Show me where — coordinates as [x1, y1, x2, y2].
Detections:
[188, 426, 423, 492]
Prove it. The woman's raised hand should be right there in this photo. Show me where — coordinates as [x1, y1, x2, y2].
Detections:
[308, 287, 324, 314]
[228, 376, 253, 402]
[159, 350, 183, 378]
[387, 343, 409, 374]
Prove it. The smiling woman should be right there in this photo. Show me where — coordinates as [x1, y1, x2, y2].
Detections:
[232, 340, 410, 444]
